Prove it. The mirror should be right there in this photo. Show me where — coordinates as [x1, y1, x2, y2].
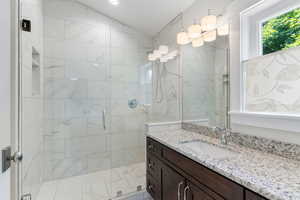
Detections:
[182, 36, 229, 128]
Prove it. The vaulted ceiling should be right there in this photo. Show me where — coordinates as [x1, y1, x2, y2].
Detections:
[77, 0, 195, 36]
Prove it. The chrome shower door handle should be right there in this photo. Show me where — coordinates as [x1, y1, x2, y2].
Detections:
[177, 181, 184, 200]
[183, 186, 190, 200]
[102, 109, 106, 130]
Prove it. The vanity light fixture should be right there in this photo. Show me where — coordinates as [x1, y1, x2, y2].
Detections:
[177, 31, 190, 45]
[192, 37, 204, 47]
[188, 22, 202, 39]
[109, 0, 119, 6]
[176, 10, 229, 47]
[203, 30, 217, 42]
[148, 48, 178, 63]
[201, 14, 217, 31]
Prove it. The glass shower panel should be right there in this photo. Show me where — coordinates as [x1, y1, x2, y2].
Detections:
[20, 0, 152, 199]
[19, 0, 45, 199]
[109, 27, 150, 197]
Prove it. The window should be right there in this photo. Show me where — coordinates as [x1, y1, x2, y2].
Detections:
[262, 7, 300, 55]
[231, 0, 300, 133]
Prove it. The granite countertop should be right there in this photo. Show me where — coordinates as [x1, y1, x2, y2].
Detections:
[147, 129, 300, 200]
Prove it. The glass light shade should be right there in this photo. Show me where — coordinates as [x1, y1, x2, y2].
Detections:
[148, 54, 156, 61]
[177, 31, 190, 45]
[192, 37, 204, 47]
[153, 50, 161, 58]
[188, 24, 202, 39]
[201, 15, 217, 31]
[159, 45, 169, 55]
[203, 30, 216, 42]
[217, 24, 229, 36]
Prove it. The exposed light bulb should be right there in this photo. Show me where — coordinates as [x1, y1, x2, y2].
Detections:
[201, 15, 217, 31]
[109, 0, 119, 6]
[203, 30, 216, 42]
[188, 24, 202, 39]
[177, 31, 190, 45]
[192, 37, 204, 47]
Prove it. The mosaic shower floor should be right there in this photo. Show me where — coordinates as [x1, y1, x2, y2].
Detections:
[37, 162, 150, 200]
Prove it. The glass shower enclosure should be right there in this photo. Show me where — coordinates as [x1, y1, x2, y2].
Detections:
[19, 0, 152, 199]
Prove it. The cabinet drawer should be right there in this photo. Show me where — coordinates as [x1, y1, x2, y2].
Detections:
[162, 146, 243, 200]
[246, 190, 268, 200]
[147, 175, 161, 200]
[147, 137, 162, 158]
[147, 153, 161, 181]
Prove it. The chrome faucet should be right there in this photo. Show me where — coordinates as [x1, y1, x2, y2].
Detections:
[212, 127, 231, 145]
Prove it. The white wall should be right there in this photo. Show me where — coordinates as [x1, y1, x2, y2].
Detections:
[0, 0, 11, 199]
[226, 0, 300, 144]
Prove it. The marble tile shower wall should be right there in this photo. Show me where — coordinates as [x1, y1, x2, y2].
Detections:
[43, 0, 152, 181]
[21, 0, 44, 199]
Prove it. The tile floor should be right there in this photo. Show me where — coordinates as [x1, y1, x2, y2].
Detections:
[37, 162, 150, 200]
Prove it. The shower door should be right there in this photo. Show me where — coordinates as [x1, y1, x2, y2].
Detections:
[19, 0, 150, 199]
[19, 0, 113, 199]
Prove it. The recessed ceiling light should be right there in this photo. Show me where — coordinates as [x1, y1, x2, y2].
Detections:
[109, 0, 119, 6]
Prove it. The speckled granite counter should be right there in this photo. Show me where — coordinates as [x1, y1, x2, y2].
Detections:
[147, 129, 300, 200]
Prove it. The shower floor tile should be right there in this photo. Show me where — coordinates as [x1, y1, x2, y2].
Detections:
[37, 162, 147, 200]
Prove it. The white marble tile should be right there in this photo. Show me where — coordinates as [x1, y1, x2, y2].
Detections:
[36, 181, 59, 200]
[44, 99, 64, 120]
[45, 79, 88, 99]
[87, 117, 107, 135]
[44, 38, 66, 59]
[65, 135, 108, 157]
[87, 152, 111, 172]
[55, 176, 83, 200]
[44, 58, 65, 80]
[88, 81, 108, 99]
[44, 17, 65, 40]
[65, 60, 107, 81]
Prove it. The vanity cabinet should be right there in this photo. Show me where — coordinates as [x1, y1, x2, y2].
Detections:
[146, 137, 269, 200]
[245, 190, 268, 200]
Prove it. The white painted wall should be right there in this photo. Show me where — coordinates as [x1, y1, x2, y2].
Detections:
[226, 0, 300, 144]
[0, 0, 11, 199]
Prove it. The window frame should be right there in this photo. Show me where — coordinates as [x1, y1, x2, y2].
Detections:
[231, 0, 300, 133]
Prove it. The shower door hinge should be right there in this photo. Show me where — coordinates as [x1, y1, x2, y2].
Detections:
[21, 19, 31, 32]
[21, 194, 32, 200]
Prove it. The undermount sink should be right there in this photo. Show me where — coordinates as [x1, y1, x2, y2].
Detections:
[179, 140, 239, 159]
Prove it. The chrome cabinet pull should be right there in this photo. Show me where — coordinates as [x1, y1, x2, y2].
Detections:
[183, 186, 190, 200]
[177, 181, 184, 200]
[102, 109, 106, 130]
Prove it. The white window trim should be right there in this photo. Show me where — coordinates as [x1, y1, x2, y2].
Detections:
[230, 0, 300, 133]
[230, 111, 300, 133]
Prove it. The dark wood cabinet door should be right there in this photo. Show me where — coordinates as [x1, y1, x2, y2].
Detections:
[186, 181, 224, 200]
[246, 190, 267, 200]
[162, 164, 185, 200]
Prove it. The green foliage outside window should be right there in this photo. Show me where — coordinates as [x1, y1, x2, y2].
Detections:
[262, 7, 300, 55]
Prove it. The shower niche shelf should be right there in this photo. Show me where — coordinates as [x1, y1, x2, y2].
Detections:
[32, 47, 41, 96]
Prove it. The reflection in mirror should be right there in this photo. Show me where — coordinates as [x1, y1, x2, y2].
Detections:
[182, 36, 229, 129]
